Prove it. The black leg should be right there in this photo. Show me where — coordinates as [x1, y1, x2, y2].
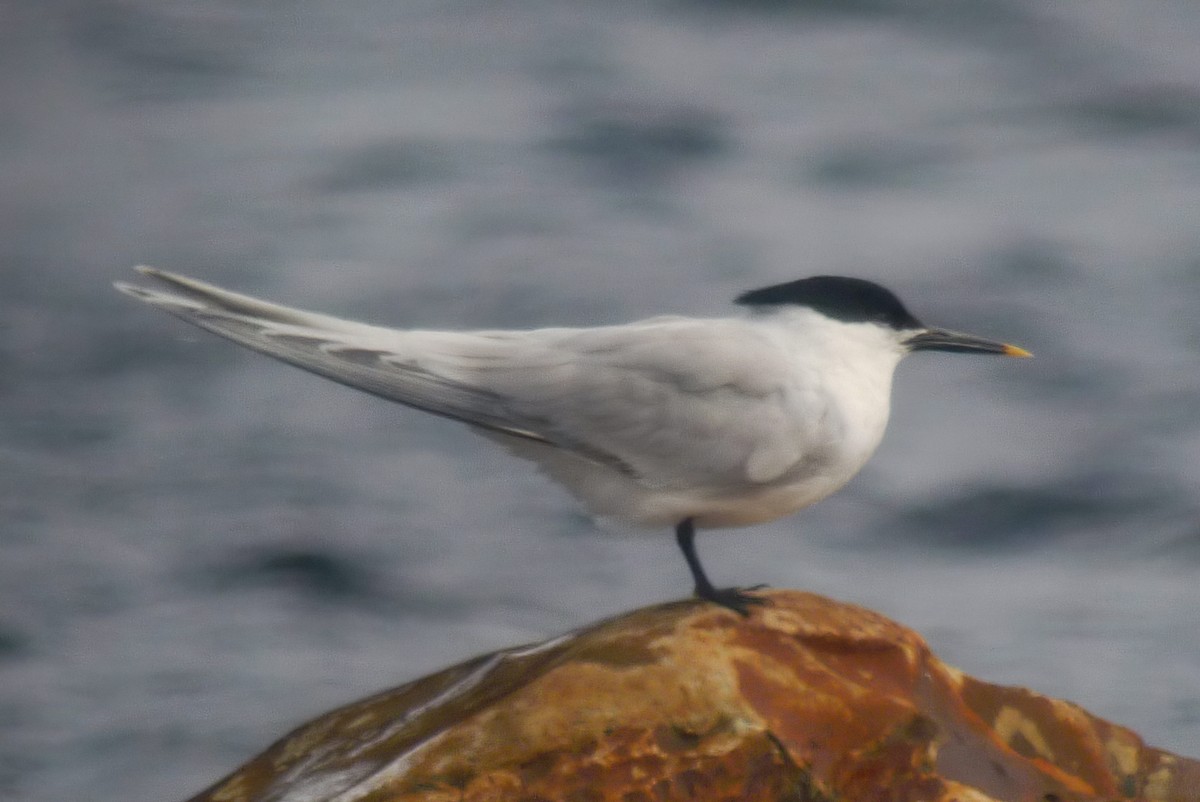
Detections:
[674, 518, 766, 617]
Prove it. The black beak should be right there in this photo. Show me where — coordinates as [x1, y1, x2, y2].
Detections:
[905, 328, 1032, 357]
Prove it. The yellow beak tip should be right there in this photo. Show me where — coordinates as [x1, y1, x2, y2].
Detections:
[1003, 344, 1034, 358]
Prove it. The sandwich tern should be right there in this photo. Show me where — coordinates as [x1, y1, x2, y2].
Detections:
[115, 269, 1030, 614]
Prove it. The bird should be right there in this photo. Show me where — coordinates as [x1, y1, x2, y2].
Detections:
[115, 268, 1030, 615]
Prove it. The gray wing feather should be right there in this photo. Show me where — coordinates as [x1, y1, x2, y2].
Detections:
[115, 268, 817, 487]
[497, 324, 818, 489]
[115, 269, 554, 436]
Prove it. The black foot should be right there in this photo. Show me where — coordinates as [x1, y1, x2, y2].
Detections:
[675, 518, 770, 617]
[695, 583, 769, 617]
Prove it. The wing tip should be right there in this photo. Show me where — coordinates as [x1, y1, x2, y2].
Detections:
[113, 268, 159, 298]
[112, 279, 144, 298]
[114, 266, 164, 300]
[125, 265, 169, 282]
[113, 266, 210, 312]
[132, 265, 192, 288]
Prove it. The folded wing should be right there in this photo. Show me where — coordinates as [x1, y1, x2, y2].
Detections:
[116, 268, 826, 490]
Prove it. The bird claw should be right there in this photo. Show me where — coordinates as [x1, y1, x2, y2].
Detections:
[695, 584, 769, 617]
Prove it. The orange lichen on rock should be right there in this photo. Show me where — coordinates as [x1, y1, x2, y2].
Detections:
[187, 591, 1200, 802]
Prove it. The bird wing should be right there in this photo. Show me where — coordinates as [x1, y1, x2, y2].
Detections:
[496, 320, 827, 489]
[114, 267, 581, 447]
[115, 268, 825, 489]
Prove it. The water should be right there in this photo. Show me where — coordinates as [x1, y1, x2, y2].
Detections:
[5, 1, 1200, 799]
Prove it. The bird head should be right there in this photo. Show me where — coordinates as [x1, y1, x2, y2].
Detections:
[736, 275, 1031, 359]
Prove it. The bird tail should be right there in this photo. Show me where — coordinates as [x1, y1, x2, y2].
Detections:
[113, 267, 555, 445]
[114, 267, 387, 339]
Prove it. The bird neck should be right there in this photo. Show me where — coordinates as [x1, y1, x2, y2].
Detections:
[775, 309, 904, 464]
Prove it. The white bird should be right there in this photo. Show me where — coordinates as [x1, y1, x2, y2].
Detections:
[115, 268, 1030, 614]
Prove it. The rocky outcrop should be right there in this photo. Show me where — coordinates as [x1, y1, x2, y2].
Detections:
[187, 591, 1199, 801]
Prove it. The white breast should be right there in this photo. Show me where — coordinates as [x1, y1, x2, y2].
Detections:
[483, 310, 906, 532]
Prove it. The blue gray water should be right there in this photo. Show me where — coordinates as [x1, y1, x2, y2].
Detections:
[5, 1, 1200, 799]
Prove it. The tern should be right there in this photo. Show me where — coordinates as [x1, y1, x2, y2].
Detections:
[115, 268, 1030, 614]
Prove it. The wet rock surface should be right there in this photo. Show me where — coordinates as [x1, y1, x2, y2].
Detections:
[188, 591, 1200, 802]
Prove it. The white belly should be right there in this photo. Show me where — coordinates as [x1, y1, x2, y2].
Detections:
[486, 430, 871, 531]
[623, 477, 853, 528]
[474, 337, 896, 532]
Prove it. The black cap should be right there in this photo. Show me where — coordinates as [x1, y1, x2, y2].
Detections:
[735, 276, 923, 331]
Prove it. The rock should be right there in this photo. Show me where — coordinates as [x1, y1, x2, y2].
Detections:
[186, 591, 1200, 802]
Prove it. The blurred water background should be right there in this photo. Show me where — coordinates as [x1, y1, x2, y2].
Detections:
[5, 1, 1200, 799]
